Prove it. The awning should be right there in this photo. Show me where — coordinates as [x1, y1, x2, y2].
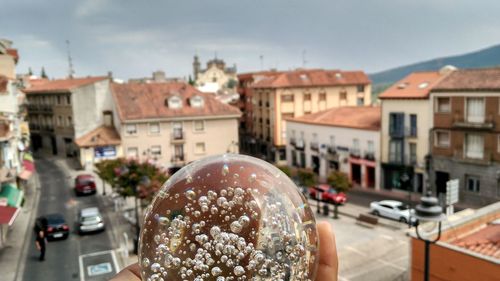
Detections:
[18, 157, 35, 181]
[0, 184, 24, 207]
[18, 170, 32, 181]
[0, 206, 20, 226]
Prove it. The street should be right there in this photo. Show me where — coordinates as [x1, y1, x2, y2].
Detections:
[22, 158, 119, 281]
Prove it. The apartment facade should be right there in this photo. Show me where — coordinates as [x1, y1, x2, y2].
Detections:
[251, 69, 371, 163]
[430, 68, 500, 207]
[286, 106, 381, 187]
[111, 82, 240, 172]
[379, 68, 451, 194]
[24, 76, 113, 158]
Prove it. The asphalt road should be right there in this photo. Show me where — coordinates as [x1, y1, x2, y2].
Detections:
[22, 159, 118, 281]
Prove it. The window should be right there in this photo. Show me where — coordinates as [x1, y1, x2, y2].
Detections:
[357, 85, 365, 92]
[167, 96, 182, 109]
[498, 135, 500, 153]
[172, 122, 183, 139]
[466, 97, 485, 123]
[291, 150, 297, 166]
[151, 145, 161, 156]
[66, 95, 71, 105]
[410, 143, 417, 164]
[126, 124, 137, 135]
[410, 114, 417, 137]
[303, 93, 311, 101]
[67, 116, 72, 127]
[190, 96, 204, 108]
[389, 113, 405, 137]
[195, 142, 206, 154]
[465, 134, 484, 159]
[282, 94, 294, 102]
[352, 139, 360, 156]
[389, 140, 403, 163]
[58, 116, 63, 126]
[149, 123, 160, 134]
[466, 175, 480, 193]
[357, 97, 364, 106]
[279, 148, 286, 161]
[367, 140, 374, 153]
[340, 91, 347, 101]
[435, 131, 450, 148]
[57, 96, 61, 105]
[436, 97, 450, 113]
[174, 144, 184, 160]
[319, 93, 326, 101]
[194, 120, 204, 131]
[127, 147, 138, 158]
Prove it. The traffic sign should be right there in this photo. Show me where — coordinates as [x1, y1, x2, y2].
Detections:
[87, 262, 112, 277]
[446, 179, 459, 205]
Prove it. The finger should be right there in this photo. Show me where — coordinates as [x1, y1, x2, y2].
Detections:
[316, 221, 338, 281]
[110, 263, 141, 281]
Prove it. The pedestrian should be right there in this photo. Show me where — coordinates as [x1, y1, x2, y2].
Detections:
[35, 230, 47, 261]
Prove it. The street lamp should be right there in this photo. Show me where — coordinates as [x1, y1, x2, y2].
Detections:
[414, 191, 445, 281]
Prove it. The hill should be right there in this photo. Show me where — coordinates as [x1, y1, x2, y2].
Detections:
[370, 44, 500, 95]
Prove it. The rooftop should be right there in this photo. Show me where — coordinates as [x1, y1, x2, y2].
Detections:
[23, 76, 108, 94]
[75, 125, 121, 148]
[432, 67, 500, 92]
[286, 106, 381, 131]
[378, 71, 447, 99]
[451, 221, 500, 259]
[251, 69, 370, 89]
[111, 82, 241, 121]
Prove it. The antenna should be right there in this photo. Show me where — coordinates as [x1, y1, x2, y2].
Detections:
[66, 40, 75, 78]
[302, 49, 307, 68]
[259, 55, 264, 70]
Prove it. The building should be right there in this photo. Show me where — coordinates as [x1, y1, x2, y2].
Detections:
[411, 201, 499, 280]
[250, 68, 371, 163]
[237, 70, 282, 154]
[193, 55, 238, 94]
[24, 76, 114, 160]
[128, 70, 185, 84]
[430, 68, 500, 207]
[378, 68, 452, 194]
[285, 106, 381, 187]
[111, 82, 240, 173]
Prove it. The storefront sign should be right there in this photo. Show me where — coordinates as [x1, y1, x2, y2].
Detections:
[94, 146, 116, 158]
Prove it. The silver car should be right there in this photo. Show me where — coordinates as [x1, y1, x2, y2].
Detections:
[370, 200, 416, 224]
[78, 207, 105, 234]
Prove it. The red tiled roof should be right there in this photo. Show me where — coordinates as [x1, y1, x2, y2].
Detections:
[378, 71, 446, 99]
[75, 126, 121, 148]
[452, 223, 500, 259]
[112, 82, 241, 121]
[237, 70, 283, 81]
[23, 76, 108, 94]
[6, 48, 19, 63]
[0, 206, 19, 226]
[286, 106, 381, 131]
[251, 69, 370, 88]
[432, 68, 500, 92]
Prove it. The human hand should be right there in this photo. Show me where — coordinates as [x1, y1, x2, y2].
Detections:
[111, 221, 338, 281]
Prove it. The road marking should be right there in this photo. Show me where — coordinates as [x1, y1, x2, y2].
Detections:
[88, 262, 112, 276]
[345, 246, 368, 257]
[79, 250, 119, 281]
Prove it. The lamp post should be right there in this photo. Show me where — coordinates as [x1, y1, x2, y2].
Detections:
[400, 171, 411, 228]
[414, 191, 445, 281]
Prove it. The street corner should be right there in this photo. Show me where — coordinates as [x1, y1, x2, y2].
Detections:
[78, 250, 120, 281]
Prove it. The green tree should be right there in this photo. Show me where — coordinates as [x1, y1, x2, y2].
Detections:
[40, 67, 48, 79]
[188, 75, 195, 86]
[275, 165, 292, 177]
[327, 171, 351, 193]
[297, 168, 315, 186]
[226, 78, 237, 89]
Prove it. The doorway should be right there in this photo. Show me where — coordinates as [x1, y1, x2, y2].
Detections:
[51, 136, 57, 155]
[351, 163, 362, 186]
[435, 171, 450, 196]
[366, 166, 375, 188]
[311, 155, 320, 174]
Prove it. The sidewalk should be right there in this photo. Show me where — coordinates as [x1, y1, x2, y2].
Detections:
[54, 158, 138, 269]
[0, 172, 40, 281]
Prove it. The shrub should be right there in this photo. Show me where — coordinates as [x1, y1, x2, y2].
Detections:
[327, 171, 351, 193]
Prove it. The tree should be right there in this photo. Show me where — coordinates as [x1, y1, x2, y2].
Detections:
[327, 171, 351, 193]
[40, 67, 48, 79]
[28, 67, 33, 76]
[297, 168, 315, 187]
[188, 75, 195, 86]
[226, 78, 237, 89]
[276, 165, 292, 177]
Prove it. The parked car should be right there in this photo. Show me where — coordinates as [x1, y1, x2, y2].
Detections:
[34, 214, 70, 240]
[74, 174, 96, 196]
[308, 184, 347, 204]
[78, 207, 105, 234]
[370, 200, 416, 224]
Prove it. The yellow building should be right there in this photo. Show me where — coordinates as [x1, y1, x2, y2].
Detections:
[250, 69, 371, 163]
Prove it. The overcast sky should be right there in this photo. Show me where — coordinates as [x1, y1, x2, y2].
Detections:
[2, 0, 500, 80]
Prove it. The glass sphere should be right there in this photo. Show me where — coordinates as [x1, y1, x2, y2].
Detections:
[139, 154, 319, 281]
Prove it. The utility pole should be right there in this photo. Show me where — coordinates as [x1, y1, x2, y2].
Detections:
[66, 40, 75, 78]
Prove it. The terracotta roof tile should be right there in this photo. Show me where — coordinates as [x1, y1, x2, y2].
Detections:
[23, 76, 108, 94]
[433, 68, 500, 92]
[75, 125, 121, 148]
[286, 106, 381, 131]
[6, 48, 18, 63]
[112, 82, 241, 121]
[379, 71, 447, 99]
[251, 69, 370, 88]
[451, 223, 500, 259]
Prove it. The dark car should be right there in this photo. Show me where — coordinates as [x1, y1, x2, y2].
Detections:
[74, 174, 96, 195]
[309, 184, 347, 205]
[34, 214, 70, 240]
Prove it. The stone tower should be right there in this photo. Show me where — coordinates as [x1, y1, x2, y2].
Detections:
[193, 55, 201, 80]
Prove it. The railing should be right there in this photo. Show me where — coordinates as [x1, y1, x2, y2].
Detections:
[265, 101, 270, 108]
[452, 115, 494, 130]
[453, 149, 492, 164]
[171, 155, 184, 162]
[405, 126, 418, 138]
[364, 151, 375, 161]
[295, 139, 305, 150]
[327, 145, 336, 154]
[171, 130, 184, 141]
[350, 148, 361, 158]
[289, 138, 296, 146]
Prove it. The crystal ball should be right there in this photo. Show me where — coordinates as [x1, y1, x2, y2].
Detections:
[139, 154, 319, 281]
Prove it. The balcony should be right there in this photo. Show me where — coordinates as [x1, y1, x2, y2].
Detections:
[389, 127, 404, 138]
[327, 145, 336, 155]
[289, 138, 296, 146]
[350, 148, 361, 158]
[364, 151, 375, 161]
[310, 141, 319, 151]
[40, 105, 53, 114]
[258, 101, 262, 107]
[171, 130, 185, 143]
[295, 139, 305, 150]
[405, 126, 418, 138]
[265, 101, 270, 108]
[453, 149, 492, 165]
[452, 115, 494, 130]
[171, 155, 185, 163]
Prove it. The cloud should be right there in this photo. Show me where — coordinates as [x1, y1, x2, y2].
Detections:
[75, 0, 110, 18]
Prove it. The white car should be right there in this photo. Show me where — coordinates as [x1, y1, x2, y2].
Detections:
[78, 207, 105, 234]
[370, 200, 416, 224]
